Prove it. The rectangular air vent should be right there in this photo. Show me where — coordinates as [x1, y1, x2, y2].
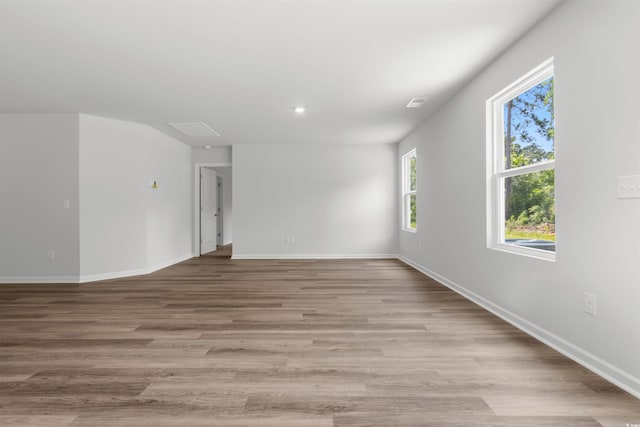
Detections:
[168, 122, 220, 137]
[406, 98, 426, 108]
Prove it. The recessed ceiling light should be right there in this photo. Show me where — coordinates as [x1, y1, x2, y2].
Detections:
[293, 106, 306, 114]
[168, 122, 220, 137]
[406, 98, 426, 108]
[204, 145, 211, 149]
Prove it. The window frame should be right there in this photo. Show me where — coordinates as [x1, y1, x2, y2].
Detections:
[486, 57, 555, 261]
[402, 148, 417, 233]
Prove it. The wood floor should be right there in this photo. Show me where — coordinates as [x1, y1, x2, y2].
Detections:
[1, 256, 639, 426]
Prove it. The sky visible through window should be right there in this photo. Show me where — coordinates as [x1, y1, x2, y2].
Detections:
[504, 77, 554, 166]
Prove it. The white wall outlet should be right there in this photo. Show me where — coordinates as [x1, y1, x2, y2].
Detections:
[63, 199, 70, 209]
[617, 175, 640, 199]
[584, 292, 597, 316]
[47, 250, 55, 261]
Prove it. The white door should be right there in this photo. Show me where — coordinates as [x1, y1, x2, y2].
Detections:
[200, 168, 217, 254]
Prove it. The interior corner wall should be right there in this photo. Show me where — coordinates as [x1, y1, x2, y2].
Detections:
[0, 114, 80, 281]
[232, 144, 398, 258]
[79, 114, 192, 281]
[398, 0, 640, 396]
[145, 127, 193, 271]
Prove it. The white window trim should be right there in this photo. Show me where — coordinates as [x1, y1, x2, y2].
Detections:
[402, 148, 417, 233]
[486, 57, 555, 261]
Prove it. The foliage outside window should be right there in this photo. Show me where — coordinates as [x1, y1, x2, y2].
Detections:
[402, 149, 417, 232]
[487, 58, 555, 259]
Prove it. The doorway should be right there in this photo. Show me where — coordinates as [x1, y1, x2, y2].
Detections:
[216, 175, 224, 247]
[200, 168, 218, 254]
[194, 163, 232, 257]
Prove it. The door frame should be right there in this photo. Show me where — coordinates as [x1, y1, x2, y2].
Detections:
[200, 167, 218, 255]
[194, 162, 231, 256]
[216, 175, 224, 247]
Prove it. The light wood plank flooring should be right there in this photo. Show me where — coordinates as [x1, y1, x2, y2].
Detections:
[1, 257, 639, 426]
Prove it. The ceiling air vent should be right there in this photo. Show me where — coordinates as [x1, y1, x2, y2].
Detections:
[406, 98, 426, 108]
[168, 122, 220, 137]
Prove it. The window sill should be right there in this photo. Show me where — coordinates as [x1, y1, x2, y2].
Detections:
[489, 242, 556, 262]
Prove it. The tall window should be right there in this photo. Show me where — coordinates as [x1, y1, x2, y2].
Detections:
[402, 148, 417, 232]
[487, 58, 555, 259]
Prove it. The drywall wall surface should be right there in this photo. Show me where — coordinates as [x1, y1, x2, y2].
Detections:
[398, 0, 640, 395]
[192, 146, 231, 164]
[0, 114, 80, 280]
[145, 127, 193, 270]
[233, 144, 397, 258]
[79, 114, 192, 279]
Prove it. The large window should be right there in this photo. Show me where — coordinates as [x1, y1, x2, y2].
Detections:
[402, 148, 417, 232]
[487, 58, 555, 259]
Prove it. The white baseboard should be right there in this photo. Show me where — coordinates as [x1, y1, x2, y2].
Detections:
[231, 253, 399, 260]
[0, 276, 79, 284]
[146, 254, 194, 275]
[78, 253, 194, 283]
[398, 255, 640, 400]
[0, 254, 194, 284]
[77, 267, 149, 283]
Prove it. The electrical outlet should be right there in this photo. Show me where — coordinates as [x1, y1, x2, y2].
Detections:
[584, 292, 597, 316]
[47, 250, 55, 261]
[617, 175, 640, 199]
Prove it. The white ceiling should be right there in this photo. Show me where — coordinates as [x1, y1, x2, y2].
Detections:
[0, 0, 564, 147]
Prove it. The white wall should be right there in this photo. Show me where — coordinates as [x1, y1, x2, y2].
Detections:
[0, 113, 192, 282]
[0, 114, 80, 281]
[192, 146, 231, 164]
[398, 0, 640, 396]
[79, 114, 192, 280]
[145, 127, 193, 270]
[233, 144, 397, 258]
